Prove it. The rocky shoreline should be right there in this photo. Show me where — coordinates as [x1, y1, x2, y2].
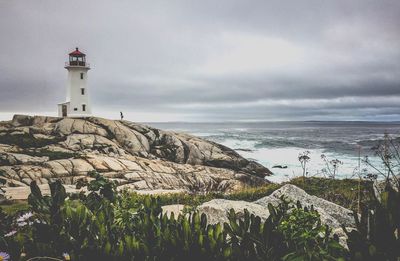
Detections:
[0, 115, 271, 199]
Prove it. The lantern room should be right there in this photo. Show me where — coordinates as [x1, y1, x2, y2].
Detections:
[68, 47, 87, 66]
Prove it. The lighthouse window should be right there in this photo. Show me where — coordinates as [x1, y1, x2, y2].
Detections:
[80, 73, 84, 79]
[82, 104, 86, 111]
[74, 108, 78, 111]
[81, 88, 85, 95]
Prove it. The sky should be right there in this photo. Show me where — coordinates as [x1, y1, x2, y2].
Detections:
[0, 0, 399, 122]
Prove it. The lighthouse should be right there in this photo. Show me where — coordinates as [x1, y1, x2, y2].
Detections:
[58, 47, 92, 117]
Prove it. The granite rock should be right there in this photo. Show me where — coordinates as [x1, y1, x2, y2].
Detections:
[0, 115, 271, 199]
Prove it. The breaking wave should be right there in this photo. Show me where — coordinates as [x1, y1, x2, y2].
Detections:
[149, 121, 400, 182]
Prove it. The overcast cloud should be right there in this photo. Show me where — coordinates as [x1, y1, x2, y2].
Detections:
[0, 0, 399, 121]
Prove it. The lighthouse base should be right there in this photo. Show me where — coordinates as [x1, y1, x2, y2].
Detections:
[58, 102, 91, 117]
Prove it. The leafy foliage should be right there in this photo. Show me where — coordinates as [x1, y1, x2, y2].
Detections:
[0, 172, 351, 261]
[344, 183, 400, 260]
[0, 208, 13, 246]
[342, 132, 400, 260]
[279, 202, 346, 260]
[25, 180, 68, 257]
[75, 170, 118, 210]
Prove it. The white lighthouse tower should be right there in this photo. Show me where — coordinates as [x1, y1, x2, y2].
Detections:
[58, 47, 92, 117]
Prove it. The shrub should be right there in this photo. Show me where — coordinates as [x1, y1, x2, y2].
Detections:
[344, 183, 400, 260]
[0, 173, 348, 261]
[278, 202, 346, 260]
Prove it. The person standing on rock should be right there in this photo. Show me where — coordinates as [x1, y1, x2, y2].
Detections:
[120, 112, 124, 121]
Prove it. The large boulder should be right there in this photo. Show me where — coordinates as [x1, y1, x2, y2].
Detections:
[254, 184, 355, 228]
[87, 117, 151, 157]
[152, 131, 271, 178]
[54, 118, 108, 137]
[197, 184, 355, 229]
[197, 199, 270, 224]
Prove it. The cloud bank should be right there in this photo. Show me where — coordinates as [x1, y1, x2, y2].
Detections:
[0, 0, 399, 121]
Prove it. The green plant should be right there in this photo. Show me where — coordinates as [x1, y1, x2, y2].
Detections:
[279, 202, 345, 260]
[25, 180, 67, 257]
[76, 170, 117, 210]
[224, 203, 287, 260]
[224, 200, 346, 261]
[342, 133, 400, 260]
[344, 184, 400, 260]
[1, 173, 354, 260]
[0, 207, 13, 248]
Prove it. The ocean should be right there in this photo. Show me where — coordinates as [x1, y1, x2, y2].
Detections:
[147, 121, 400, 183]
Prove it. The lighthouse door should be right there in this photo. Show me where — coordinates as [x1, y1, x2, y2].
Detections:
[62, 105, 67, 117]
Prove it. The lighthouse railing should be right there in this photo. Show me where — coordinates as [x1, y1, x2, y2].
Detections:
[65, 61, 90, 67]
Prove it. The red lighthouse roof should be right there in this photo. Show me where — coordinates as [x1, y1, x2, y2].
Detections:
[69, 47, 85, 56]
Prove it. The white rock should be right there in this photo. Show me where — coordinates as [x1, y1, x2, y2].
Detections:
[197, 199, 270, 224]
[254, 184, 355, 227]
